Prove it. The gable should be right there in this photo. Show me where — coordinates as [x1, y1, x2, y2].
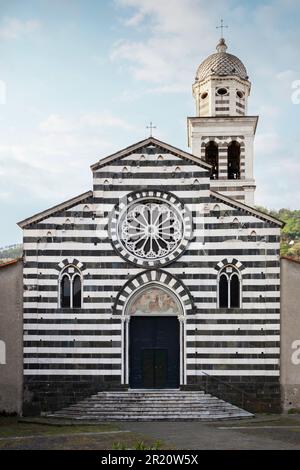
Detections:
[91, 137, 212, 172]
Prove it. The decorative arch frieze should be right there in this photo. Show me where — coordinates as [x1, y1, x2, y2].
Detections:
[214, 258, 245, 272]
[55, 258, 87, 272]
[113, 269, 194, 316]
[201, 136, 245, 147]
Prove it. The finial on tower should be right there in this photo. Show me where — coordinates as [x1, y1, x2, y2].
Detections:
[216, 19, 228, 52]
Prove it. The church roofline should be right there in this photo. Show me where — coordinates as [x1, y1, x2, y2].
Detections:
[0, 258, 23, 269]
[90, 136, 212, 171]
[17, 190, 93, 229]
[281, 256, 300, 265]
[210, 190, 284, 227]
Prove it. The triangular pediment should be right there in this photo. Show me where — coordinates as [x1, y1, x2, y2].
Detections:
[90, 137, 212, 172]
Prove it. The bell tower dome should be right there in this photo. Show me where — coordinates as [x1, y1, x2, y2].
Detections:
[188, 35, 258, 206]
[193, 38, 251, 117]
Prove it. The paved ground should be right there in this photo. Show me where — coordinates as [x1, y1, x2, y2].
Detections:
[119, 414, 300, 450]
[1, 414, 300, 449]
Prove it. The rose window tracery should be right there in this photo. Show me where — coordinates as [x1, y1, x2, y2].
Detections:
[109, 191, 192, 267]
[121, 202, 182, 260]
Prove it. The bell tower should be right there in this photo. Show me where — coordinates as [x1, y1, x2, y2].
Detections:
[187, 35, 257, 205]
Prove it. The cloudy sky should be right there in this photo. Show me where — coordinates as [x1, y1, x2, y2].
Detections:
[0, 0, 300, 246]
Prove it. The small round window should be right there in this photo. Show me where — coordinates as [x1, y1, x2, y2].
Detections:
[236, 90, 244, 99]
[217, 87, 228, 96]
[201, 92, 208, 99]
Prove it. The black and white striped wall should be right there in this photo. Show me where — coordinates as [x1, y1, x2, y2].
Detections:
[19, 138, 282, 413]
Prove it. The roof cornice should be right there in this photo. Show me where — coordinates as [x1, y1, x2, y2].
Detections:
[17, 191, 93, 229]
[210, 190, 284, 227]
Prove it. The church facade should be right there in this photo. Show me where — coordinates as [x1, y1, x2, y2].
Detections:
[19, 38, 283, 415]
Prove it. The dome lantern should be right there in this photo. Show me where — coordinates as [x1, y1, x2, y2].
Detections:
[216, 37, 228, 53]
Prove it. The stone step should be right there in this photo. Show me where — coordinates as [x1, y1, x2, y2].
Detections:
[92, 396, 209, 400]
[51, 411, 249, 417]
[73, 396, 218, 402]
[83, 399, 217, 405]
[93, 393, 207, 399]
[56, 408, 243, 416]
[95, 389, 206, 396]
[62, 402, 236, 410]
[52, 406, 250, 416]
[47, 390, 253, 422]
[49, 414, 250, 422]
[65, 398, 222, 406]
[62, 404, 230, 412]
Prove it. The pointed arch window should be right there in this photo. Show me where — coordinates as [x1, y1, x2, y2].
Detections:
[72, 274, 82, 308]
[60, 265, 82, 308]
[228, 141, 241, 179]
[218, 265, 241, 308]
[61, 274, 71, 308]
[219, 273, 228, 308]
[205, 141, 218, 180]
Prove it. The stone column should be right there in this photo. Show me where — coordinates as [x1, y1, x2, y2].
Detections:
[178, 315, 186, 386]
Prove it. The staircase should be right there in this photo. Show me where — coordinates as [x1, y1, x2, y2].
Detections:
[47, 389, 253, 421]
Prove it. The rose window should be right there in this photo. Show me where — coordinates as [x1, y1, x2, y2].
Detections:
[121, 202, 182, 260]
[109, 191, 192, 267]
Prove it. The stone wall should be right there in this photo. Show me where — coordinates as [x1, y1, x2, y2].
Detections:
[23, 376, 126, 415]
[183, 376, 281, 413]
[0, 259, 23, 414]
[281, 257, 300, 411]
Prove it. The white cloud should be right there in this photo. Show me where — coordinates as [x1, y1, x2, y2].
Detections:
[112, 0, 299, 211]
[0, 17, 40, 40]
[39, 112, 134, 134]
[111, 0, 220, 87]
[255, 132, 283, 155]
[276, 69, 298, 83]
[39, 114, 76, 134]
[79, 112, 133, 130]
[0, 112, 135, 203]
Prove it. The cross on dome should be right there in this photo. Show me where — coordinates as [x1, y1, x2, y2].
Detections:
[216, 18, 228, 40]
[216, 19, 228, 52]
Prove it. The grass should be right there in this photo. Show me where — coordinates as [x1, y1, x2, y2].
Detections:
[0, 417, 169, 450]
[288, 408, 300, 415]
[0, 416, 118, 438]
[113, 440, 163, 450]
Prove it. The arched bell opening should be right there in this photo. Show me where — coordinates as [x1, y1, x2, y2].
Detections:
[205, 141, 219, 180]
[228, 141, 241, 180]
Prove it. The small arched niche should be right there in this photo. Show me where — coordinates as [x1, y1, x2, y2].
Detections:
[213, 204, 220, 217]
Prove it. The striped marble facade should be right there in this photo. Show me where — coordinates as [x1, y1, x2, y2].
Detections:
[19, 137, 282, 412]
